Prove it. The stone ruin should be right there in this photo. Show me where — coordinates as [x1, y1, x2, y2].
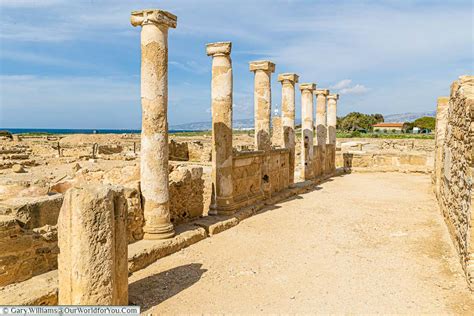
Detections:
[0, 8, 342, 305]
[433, 75, 473, 289]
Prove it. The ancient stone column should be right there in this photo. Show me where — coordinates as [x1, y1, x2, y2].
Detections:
[278, 73, 299, 184]
[300, 83, 316, 180]
[206, 42, 234, 215]
[326, 94, 339, 174]
[326, 94, 339, 145]
[434, 96, 450, 197]
[315, 89, 329, 175]
[58, 185, 128, 305]
[249, 60, 275, 151]
[131, 9, 177, 239]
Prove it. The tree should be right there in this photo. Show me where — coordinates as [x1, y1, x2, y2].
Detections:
[413, 116, 435, 130]
[337, 112, 385, 132]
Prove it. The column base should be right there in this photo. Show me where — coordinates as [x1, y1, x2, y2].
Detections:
[143, 223, 175, 240]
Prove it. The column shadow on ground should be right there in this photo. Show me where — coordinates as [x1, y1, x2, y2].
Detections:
[129, 263, 207, 311]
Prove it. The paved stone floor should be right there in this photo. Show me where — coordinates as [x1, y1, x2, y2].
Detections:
[129, 172, 474, 314]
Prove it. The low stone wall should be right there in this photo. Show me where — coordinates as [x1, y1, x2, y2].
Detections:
[326, 144, 336, 173]
[0, 217, 58, 287]
[169, 140, 189, 161]
[263, 149, 290, 197]
[337, 152, 433, 173]
[232, 149, 290, 208]
[232, 151, 264, 206]
[435, 75, 473, 288]
[0, 165, 205, 287]
[313, 145, 324, 177]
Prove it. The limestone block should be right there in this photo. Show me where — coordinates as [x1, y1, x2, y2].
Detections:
[0, 194, 63, 229]
[58, 184, 128, 305]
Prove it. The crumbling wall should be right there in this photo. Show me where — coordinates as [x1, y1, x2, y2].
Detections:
[262, 149, 289, 197]
[437, 75, 473, 288]
[169, 140, 189, 161]
[169, 165, 204, 224]
[313, 145, 324, 177]
[232, 151, 264, 206]
[232, 149, 290, 207]
[338, 152, 433, 173]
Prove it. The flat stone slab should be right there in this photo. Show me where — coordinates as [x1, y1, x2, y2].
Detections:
[0, 270, 58, 305]
[128, 224, 207, 273]
[194, 216, 239, 236]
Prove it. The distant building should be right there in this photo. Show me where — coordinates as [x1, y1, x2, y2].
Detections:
[373, 122, 405, 133]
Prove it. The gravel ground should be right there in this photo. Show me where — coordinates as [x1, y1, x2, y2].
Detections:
[129, 172, 474, 314]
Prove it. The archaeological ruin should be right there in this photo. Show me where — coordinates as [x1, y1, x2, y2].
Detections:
[433, 75, 473, 289]
[0, 6, 473, 312]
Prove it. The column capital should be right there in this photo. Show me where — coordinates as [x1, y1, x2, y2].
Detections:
[314, 89, 329, 96]
[249, 60, 275, 73]
[327, 94, 339, 100]
[206, 41, 232, 56]
[299, 83, 316, 91]
[278, 73, 299, 84]
[131, 9, 177, 28]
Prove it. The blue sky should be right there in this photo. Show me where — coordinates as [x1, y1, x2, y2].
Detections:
[0, 0, 472, 129]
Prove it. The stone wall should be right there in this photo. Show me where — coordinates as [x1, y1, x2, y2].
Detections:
[232, 149, 290, 208]
[436, 75, 473, 288]
[338, 152, 433, 173]
[0, 164, 205, 286]
[313, 145, 324, 177]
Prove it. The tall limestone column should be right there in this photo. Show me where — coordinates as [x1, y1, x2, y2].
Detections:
[434, 96, 450, 197]
[131, 9, 177, 239]
[207, 42, 234, 215]
[58, 185, 128, 305]
[249, 60, 275, 151]
[278, 73, 299, 184]
[315, 89, 329, 175]
[300, 83, 316, 180]
[326, 94, 339, 173]
[326, 94, 339, 145]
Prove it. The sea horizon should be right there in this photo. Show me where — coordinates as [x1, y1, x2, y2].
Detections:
[0, 128, 206, 135]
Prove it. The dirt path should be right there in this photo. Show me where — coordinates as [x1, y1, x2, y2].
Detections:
[129, 172, 474, 314]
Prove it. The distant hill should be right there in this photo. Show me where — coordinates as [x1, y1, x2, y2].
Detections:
[170, 111, 436, 131]
[170, 118, 254, 131]
[383, 111, 436, 123]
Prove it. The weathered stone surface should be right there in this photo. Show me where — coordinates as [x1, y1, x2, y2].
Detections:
[169, 165, 204, 223]
[300, 83, 316, 180]
[0, 215, 58, 287]
[194, 215, 239, 236]
[12, 164, 25, 173]
[0, 194, 63, 229]
[436, 75, 473, 289]
[315, 89, 329, 175]
[278, 73, 298, 184]
[131, 8, 177, 240]
[128, 225, 206, 273]
[207, 41, 235, 215]
[433, 96, 450, 196]
[250, 60, 275, 151]
[58, 185, 128, 305]
[271, 116, 282, 147]
[0, 270, 58, 305]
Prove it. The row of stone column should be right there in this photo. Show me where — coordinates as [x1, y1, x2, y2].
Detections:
[207, 42, 340, 213]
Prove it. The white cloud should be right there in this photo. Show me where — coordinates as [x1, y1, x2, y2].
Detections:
[330, 79, 352, 90]
[339, 84, 370, 95]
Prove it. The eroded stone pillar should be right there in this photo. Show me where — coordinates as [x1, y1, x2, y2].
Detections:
[250, 60, 275, 151]
[300, 83, 316, 180]
[58, 185, 128, 305]
[327, 94, 339, 145]
[131, 9, 177, 239]
[315, 89, 329, 175]
[278, 73, 299, 184]
[434, 96, 450, 197]
[326, 94, 339, 174]
[207, 42, 234, 215]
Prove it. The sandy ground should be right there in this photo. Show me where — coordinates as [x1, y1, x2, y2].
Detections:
[130, 172, 473, 314]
